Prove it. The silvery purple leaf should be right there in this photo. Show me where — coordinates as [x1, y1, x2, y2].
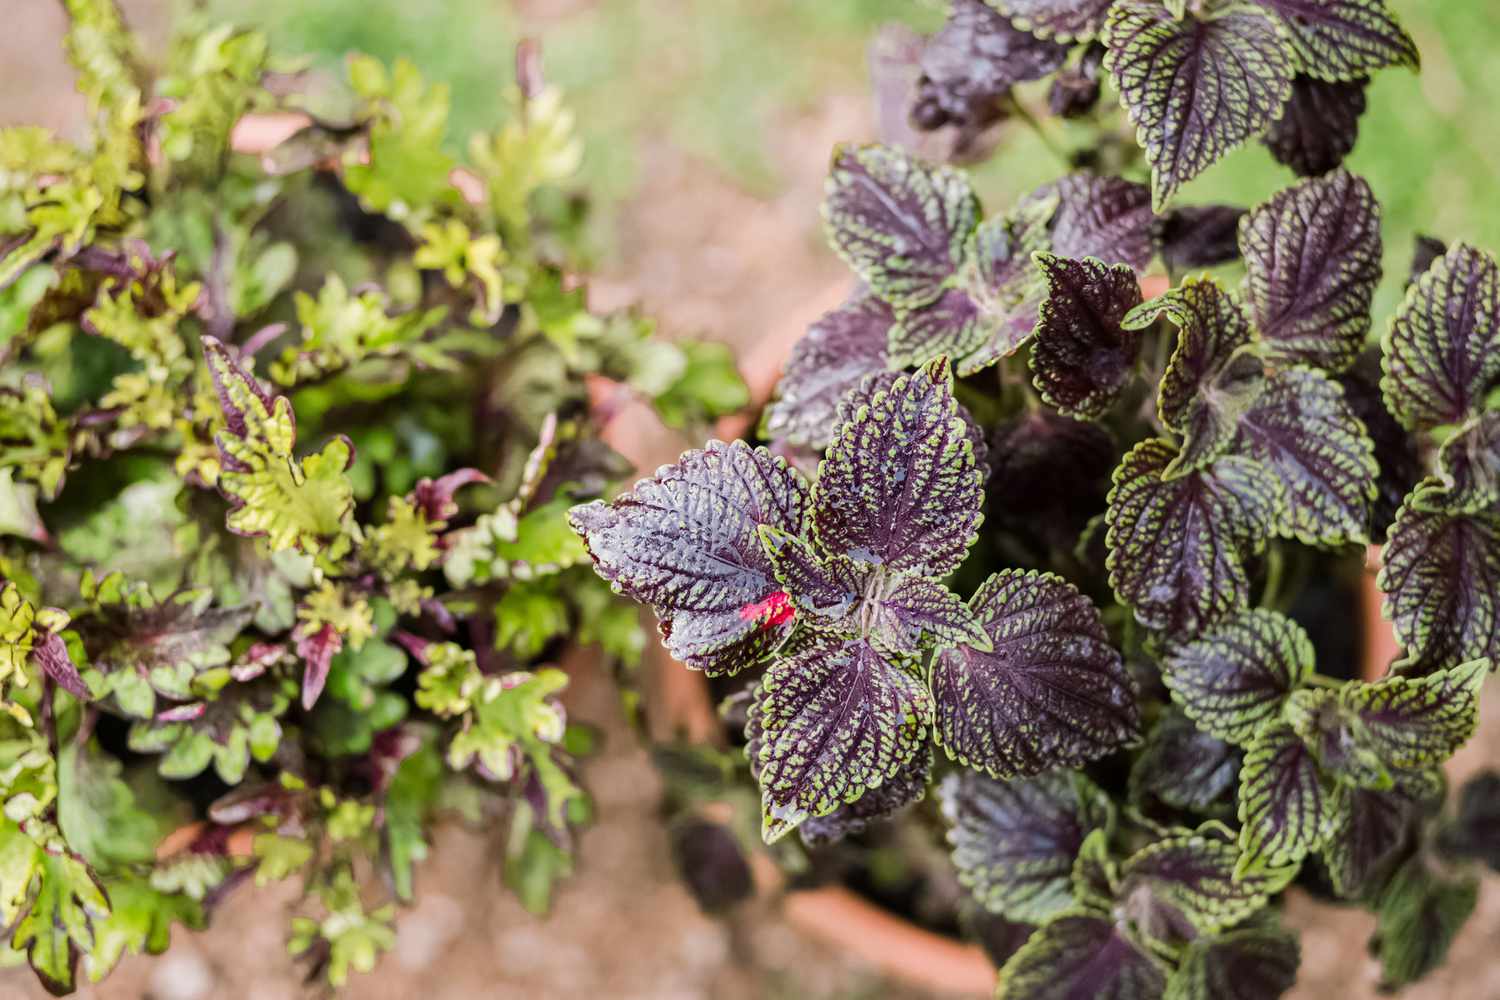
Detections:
[1022, 173, 1156, 271]
[994, 0, 1116, 41]
[913, 0, 1070, 132]
[762, 291, 892, 450]
[1264, 75, 1369, 177]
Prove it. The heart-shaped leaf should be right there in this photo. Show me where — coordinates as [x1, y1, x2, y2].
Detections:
[998, 913, 1166, 1000]
[1165, 927, 1300, 1000]
[1029, 253, 1144, 420]
[1237, 722, 1336, 874]
[1105, 3, 1294, 208]
[762, 292, 892, 450]
[569, 440, 809, 675]
[931, 569, 1138, 778]
[1264, 74, 1368, 177]
[1253, 0, 1418, 81]
[993, 0, 1116, 42]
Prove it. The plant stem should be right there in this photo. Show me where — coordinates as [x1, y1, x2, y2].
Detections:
[1007, 96, 1070, 167]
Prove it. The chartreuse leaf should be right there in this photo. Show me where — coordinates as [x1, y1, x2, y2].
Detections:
[821, 144, 977, 308]
[1127, 278, 1264, 475]
[1162, 609, 1313, 747]
[84, 874, 204, 983]
[385, 736, 442, 902]
[997, 912, 1165, 1000]
[269, 275, 446, 386]
[1372, 855, 1478, 991]
[1106, 440, 1283, 636]
[993, 0, 1115, 42]
[1239, 171, 1381, 372]
[1234, 367, 1378, 546]
[128, 672, 295, 784]
[0, 384, 72, 501]
[570, 439, 808, 675]
[941, 769, 1114, 924]
[1381, 244, 1500, 432]
[1104, 2, 1294, 208]
[342, 56, 458, 225]
[1237, 722, 1336, 874]
[762, 292, 891, 450]
[1029, 253, 1144, 420]
[0, 818, 41, 926]
[813, 359, 982, 577]
[203, 337, 356, 558]
[288, 866, 396, 988]
[1129, 711, 1240, 814]
[1252, 0, 1418, 81]
[1264, 75, 1368, 178]
[1378, 482, 1500, 674]
[931, 570, 1137, 778]
[12, 842, 110, 994]
[798, 749, 930, 847]
[1164, 926, 1300, 1000]
[753, 632, 930, 843]
[0, 581, 73, 726]
[57, 739, 168, 870]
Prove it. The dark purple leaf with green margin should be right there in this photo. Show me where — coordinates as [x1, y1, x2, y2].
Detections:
[1130, 711, 1240, 813]
[997, 913, 1165, 1000]
[33, 632, 89, 700]
[941, 768, 1114, 923]
[1048, 45, 1104, 119]
[1104, 3, 1293, 208]
[989, 411, 1116, 528]
[1165, 927, 1300, 1000]
[822, 144, 977, 308]
[1378, 482, 1500, 675]
[1437, 412, 1500, 513]
[1264, 75, 1368, 177]
[1106, 439, 1283, 636]
[913, 0, 1069, 131]
[1029, 253, 1144, 420]
[1253, 0, 1418, 81]
[1340, 660, 1488, 770]
[813, 359, 983, 577]
[1157, 204, 1246, 273]
[1127, 279, 1264, 475]
[1338, 359, 1420, 541]
[1239, 170, 1382, 373]
[1234, 366, 1378, 546]
[1372, 855, 1478, 991]
[798, 748, 931, 847]
[1408, 234, 1447, 287]
[1236, 722, 1335, 874]
[1162, 609, 1313, 747]
[1381, 243, 1500, 431]
[753, 631, 930, 842]
[888, 287, 995, 371]
[569, 440, 809, 676]
[761, 292, 891, 451]
[1322, 782, 1420, 899]
[931, 569, 1138, 778]
[993, 0, 1115, 42]
[1022, 174, 1156, 270]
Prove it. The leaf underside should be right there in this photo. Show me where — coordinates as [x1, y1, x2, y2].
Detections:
[763, 292, 892, 450]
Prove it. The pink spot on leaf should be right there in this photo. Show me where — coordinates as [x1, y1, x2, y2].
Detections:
[739, 591, 795, 629]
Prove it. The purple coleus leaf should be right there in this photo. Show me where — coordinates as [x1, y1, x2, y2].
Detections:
[1169, 927, 1301, 1000]
[295, 621, 341, 711]
[1106, 439, 1283, 636]
[931, 569, 1138, 778]
[1236, 721, 1337, 874]
[1381, 243, 1500, 432]
[942, 769, 1114, 923]
[989, 410, 1117, 528]
[1021, 173, 1156, 271]
[570, 440, 809, 675]
[993, 0, 1115, 42]
[822, 144, 978, 308]
[997, 913, 1165, 1000]
[409, 468, 489, 522]
[1156, 204, 1247, 273]
[1104, 2, 1294, 208]
[1437, 411, 1500, 513]
[1264, 74, 1369, 177]
[32, 632, 89, 700]
[913, 0, 1070, 132]
[1129, 711, 1240, 813]
[1378, 481, 1500, 675]
[1323, 779, 1426, 899]
[762, 291, 891, 450]
[1239, 170, 1382, 373]
[1233, 366, 1379, 546]
[797, 748, 931, 847]
[752, 631, 931, 842]
[813, 359, 983, 578]
[1251, 0, 1418, 81]
[1028, 252, 1144, 420]
[1339, 360, 1422, 542]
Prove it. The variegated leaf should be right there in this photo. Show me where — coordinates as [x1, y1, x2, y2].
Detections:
[569, 440, 809, 676]
[762, 292, 891, 450]
[1029, 253, 1144, 420]
[1236, 721, 1335, 874]
[993, 0, 1116, 42]
[1339, 660, 1488, 770]
[1436, 411, 1500, 514]
[1129, 711, 1240, 813]
[797, 748, 931, 847]
[932, 570, 1137, 778]
[1165, 927, 1300, 1000]
[1022, 173, 1156, 271]
[1264, 75, 1368, 177]
[916, 0, 1069, 130]
[998, 913, 1166, 1000]
[1322, 780, 1424, 899]
[1253, 0, 1418, 81]
[1104, 3, 1294, 208]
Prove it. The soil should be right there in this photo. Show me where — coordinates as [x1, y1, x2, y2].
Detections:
[3, 4, 1499, 999]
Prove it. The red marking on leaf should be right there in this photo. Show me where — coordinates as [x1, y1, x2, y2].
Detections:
[739, 591, 796, 629]
[296, 622, 342, 711]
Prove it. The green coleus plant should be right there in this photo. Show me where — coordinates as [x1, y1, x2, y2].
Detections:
[573, 46, 1500, 1000]
[0, 2, 744, 994]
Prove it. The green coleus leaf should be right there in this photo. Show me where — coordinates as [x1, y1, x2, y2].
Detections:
[813, 359, 983, 577]
[1232, 366, 1378, 546]
[270, 275, 447, 386]
[0, 581, 74, 726]
[1337, 659, 1488, 771]
[997, 912, 1166, 1000]
[1129, 711, 1240, 814]
[0, 717, 57, 825]
[289, 866, 397, 987]
[1106, 439, 1283, 636]
[931, 569, 1138, 778]
[1164, 926, 1300, 1000]
[1127, 278, 1264, 475]
[57, 739, 168, 870]
[1238, 170, 1381, 373]
[941, 769, 1115, 924]
[128, 671, 295, 784]
[342, 55, 458, 225]
[752, 631, 930, 843]
[0, 384, 71, 501]
[1439, 769, 1500, 872]
[384, 736, 442, 902]
[12, 844, 110, 995]
[0, 818, 41, 926]
[993, 0, 1115, 42]
[1371, 855, 1478, 991]
[1028, 253, 1144, 420]
[821, 143, 977, 308]
[1381, 243, 1500, 432]
[202, 336, 356, 557]
[1251, 0, 1418, 81]
[1104, 2, 1294, 208]
[83, 874, 204, 983]
[1161, 609, 1313, 747]
[1236, 721, 1336, 874]
[1378, 481, 1500, 674]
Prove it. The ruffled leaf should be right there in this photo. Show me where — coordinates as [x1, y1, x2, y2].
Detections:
[798, 748, 931, 847]
[993, 0, 1115, 42]
[942, 769, 1115, 924]
[1104, 3, 1294, 208]
[1106, 440, 1282, 636]
[569, 440, 809, 675]
[128, 672, 296, 784]
[1253, 0, 1418, 81]
[1236, 722, 1335, 874]
[1162, 609, 1313, 747]
[12, 845, 111, 995]
[997, 913, 1166, 1000]
[1164, 927, 1300, 1000]
[1023, 173, 1156, 271]
[822, 144, 977, 308]
[1264, 75, 1368, 177]
[762, 292, 891, 450]
[1028, 253, 1144, 420]
[1339, 659, 1488, 770]
[931, 569, 1138, 778]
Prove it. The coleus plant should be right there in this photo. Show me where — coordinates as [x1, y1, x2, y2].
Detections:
[574, 121, 1500, 995]
[0, 2, 742, 995]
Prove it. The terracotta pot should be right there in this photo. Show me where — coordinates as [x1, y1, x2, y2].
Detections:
[1360, 543, 1400, 682]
